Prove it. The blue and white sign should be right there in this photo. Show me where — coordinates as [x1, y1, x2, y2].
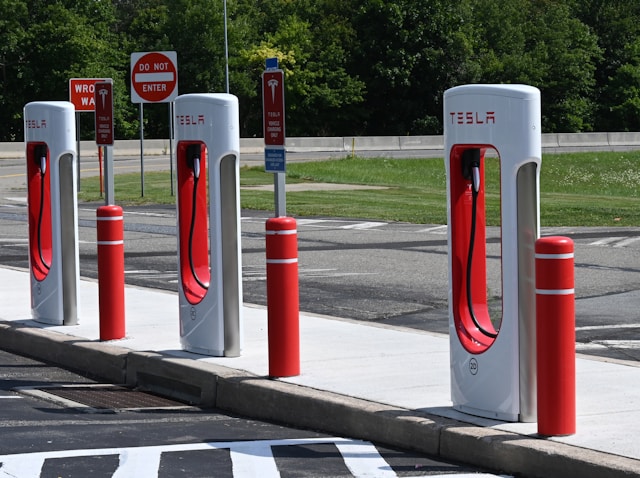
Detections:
[265, 147, 286, 173]
[266, 57, 279, 70]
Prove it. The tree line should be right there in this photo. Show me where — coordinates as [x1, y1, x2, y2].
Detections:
[1, 0, 639, 141]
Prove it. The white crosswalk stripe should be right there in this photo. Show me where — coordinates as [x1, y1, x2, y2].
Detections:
[587, 236, 640, 248]
[336, 440, 397, 477]
[612, 236, 640, 247]
[588, 236, 624, 246]
[276, 218, 389, 231]
[417, 225, 448, 234]
[340, 221, 387, 230]
[0, 437, 510, 478]
[229, 441, 280, 478]
[112, 447, 163, 478]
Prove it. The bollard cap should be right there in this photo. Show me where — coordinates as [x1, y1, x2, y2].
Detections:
[97, 204, 123, 218]
[535, 236, 574, 255]
[266, 216, 297, 231]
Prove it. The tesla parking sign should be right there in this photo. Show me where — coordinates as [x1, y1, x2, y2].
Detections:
[94, 81, 114, 146]
[262, 69, 285, 146]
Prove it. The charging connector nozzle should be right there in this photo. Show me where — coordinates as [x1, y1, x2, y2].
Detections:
[472, 165, 480, 193]
[186, 144, 202, 180]
[193, 157, 200, 179]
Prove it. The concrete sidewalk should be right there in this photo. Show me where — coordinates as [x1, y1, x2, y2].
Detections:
[0, 266, 638, 478]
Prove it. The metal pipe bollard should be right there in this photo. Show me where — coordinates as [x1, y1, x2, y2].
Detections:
[265, 216, 300, 377]
[97, 205, 125, 340]
[535, 236, 576, 436]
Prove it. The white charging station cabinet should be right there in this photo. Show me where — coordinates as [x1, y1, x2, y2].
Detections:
[444, 84, 541, 422]
[174, 93, 243, 357]
[24, 101, 80, 325]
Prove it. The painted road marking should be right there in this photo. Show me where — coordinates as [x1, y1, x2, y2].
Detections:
[588, 237, 624, 246]
[613, 236, 640, 247]
[0, 437, 512, 477]
[577, 340, 640, 350]
[278, 218, 389, 231]
[576, 323, 640, 331]
[417, 225, 448, 234]
[124, 267, 378, 283]
[340, 221, 387, 230]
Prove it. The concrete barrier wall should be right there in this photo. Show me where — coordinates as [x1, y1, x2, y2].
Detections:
[2, 132, 640, 158]
[556, 132, 610, 147]
[607, 132, 640, 146]
[287, 137, 344, 152]
[400, 135, 443, 150]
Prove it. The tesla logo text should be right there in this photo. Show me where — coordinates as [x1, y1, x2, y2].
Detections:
[449, 111, 495, 125]
[26, 119, 47, 129]
[176, 114, 205, 126]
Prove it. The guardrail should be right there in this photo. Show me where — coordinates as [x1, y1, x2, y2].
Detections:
[2, 132, 640, 158]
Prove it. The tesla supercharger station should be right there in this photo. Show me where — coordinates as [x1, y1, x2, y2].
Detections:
[24, 101, 80, 325]
[174, 93, 242, 356]
[444, 84, 541, 422]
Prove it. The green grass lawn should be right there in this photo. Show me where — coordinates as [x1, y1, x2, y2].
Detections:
[78, 151, 640, 227]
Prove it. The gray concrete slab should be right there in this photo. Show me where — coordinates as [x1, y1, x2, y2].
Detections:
[1, 266, 639, 477]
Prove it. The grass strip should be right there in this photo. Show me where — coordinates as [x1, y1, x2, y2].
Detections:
[78, 151, 640, 227]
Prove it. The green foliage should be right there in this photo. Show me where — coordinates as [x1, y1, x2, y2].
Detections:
[472, 0, 601, 132]
[350, 0, 478, 135]
[573, 0, 640, 131]
[236, 0, 366, 136]
[1, 0, 640, 140]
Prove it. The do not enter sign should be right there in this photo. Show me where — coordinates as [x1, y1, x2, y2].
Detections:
[130, 51, 178, 103]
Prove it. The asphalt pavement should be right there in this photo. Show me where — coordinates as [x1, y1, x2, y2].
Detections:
[0, 265, 639, 478]
[3, 349, 495, 478]
[1, 152, 640, 477]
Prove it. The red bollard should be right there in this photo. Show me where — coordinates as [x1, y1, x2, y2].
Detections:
[97, 205, 125, 340]
[266, 216, 300, 377]
[535, 236, 575, 436]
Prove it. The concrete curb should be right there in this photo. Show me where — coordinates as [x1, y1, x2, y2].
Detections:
[0, 320, 637, 478]
[0, 323, 127, 384]
[439, 425, 640, 478]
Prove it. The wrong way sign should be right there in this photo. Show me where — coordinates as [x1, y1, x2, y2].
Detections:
[69, 78, 106, 111]
[130, 51, 178, 103]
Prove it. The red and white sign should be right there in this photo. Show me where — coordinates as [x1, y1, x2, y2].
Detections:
[130, 51, 178, 103]
[94, 81, 114, 146]
[262, 69, 285, 146]
[69, 78, 106, 111]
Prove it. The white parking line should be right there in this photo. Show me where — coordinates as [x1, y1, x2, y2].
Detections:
[340, 221, 387, 230]
[588, 237, 624, 246]
[575, 323, 640, 331]
[417, 225, 448, 234]
[578, 340, 640, 350]
[613, 236, 640, 247]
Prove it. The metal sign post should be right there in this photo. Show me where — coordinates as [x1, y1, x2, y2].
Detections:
[94, 80, 115, 205]
[262, 58, 286, 217]
[130, 51, 179, 198]
[69, 77, 106, 192]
